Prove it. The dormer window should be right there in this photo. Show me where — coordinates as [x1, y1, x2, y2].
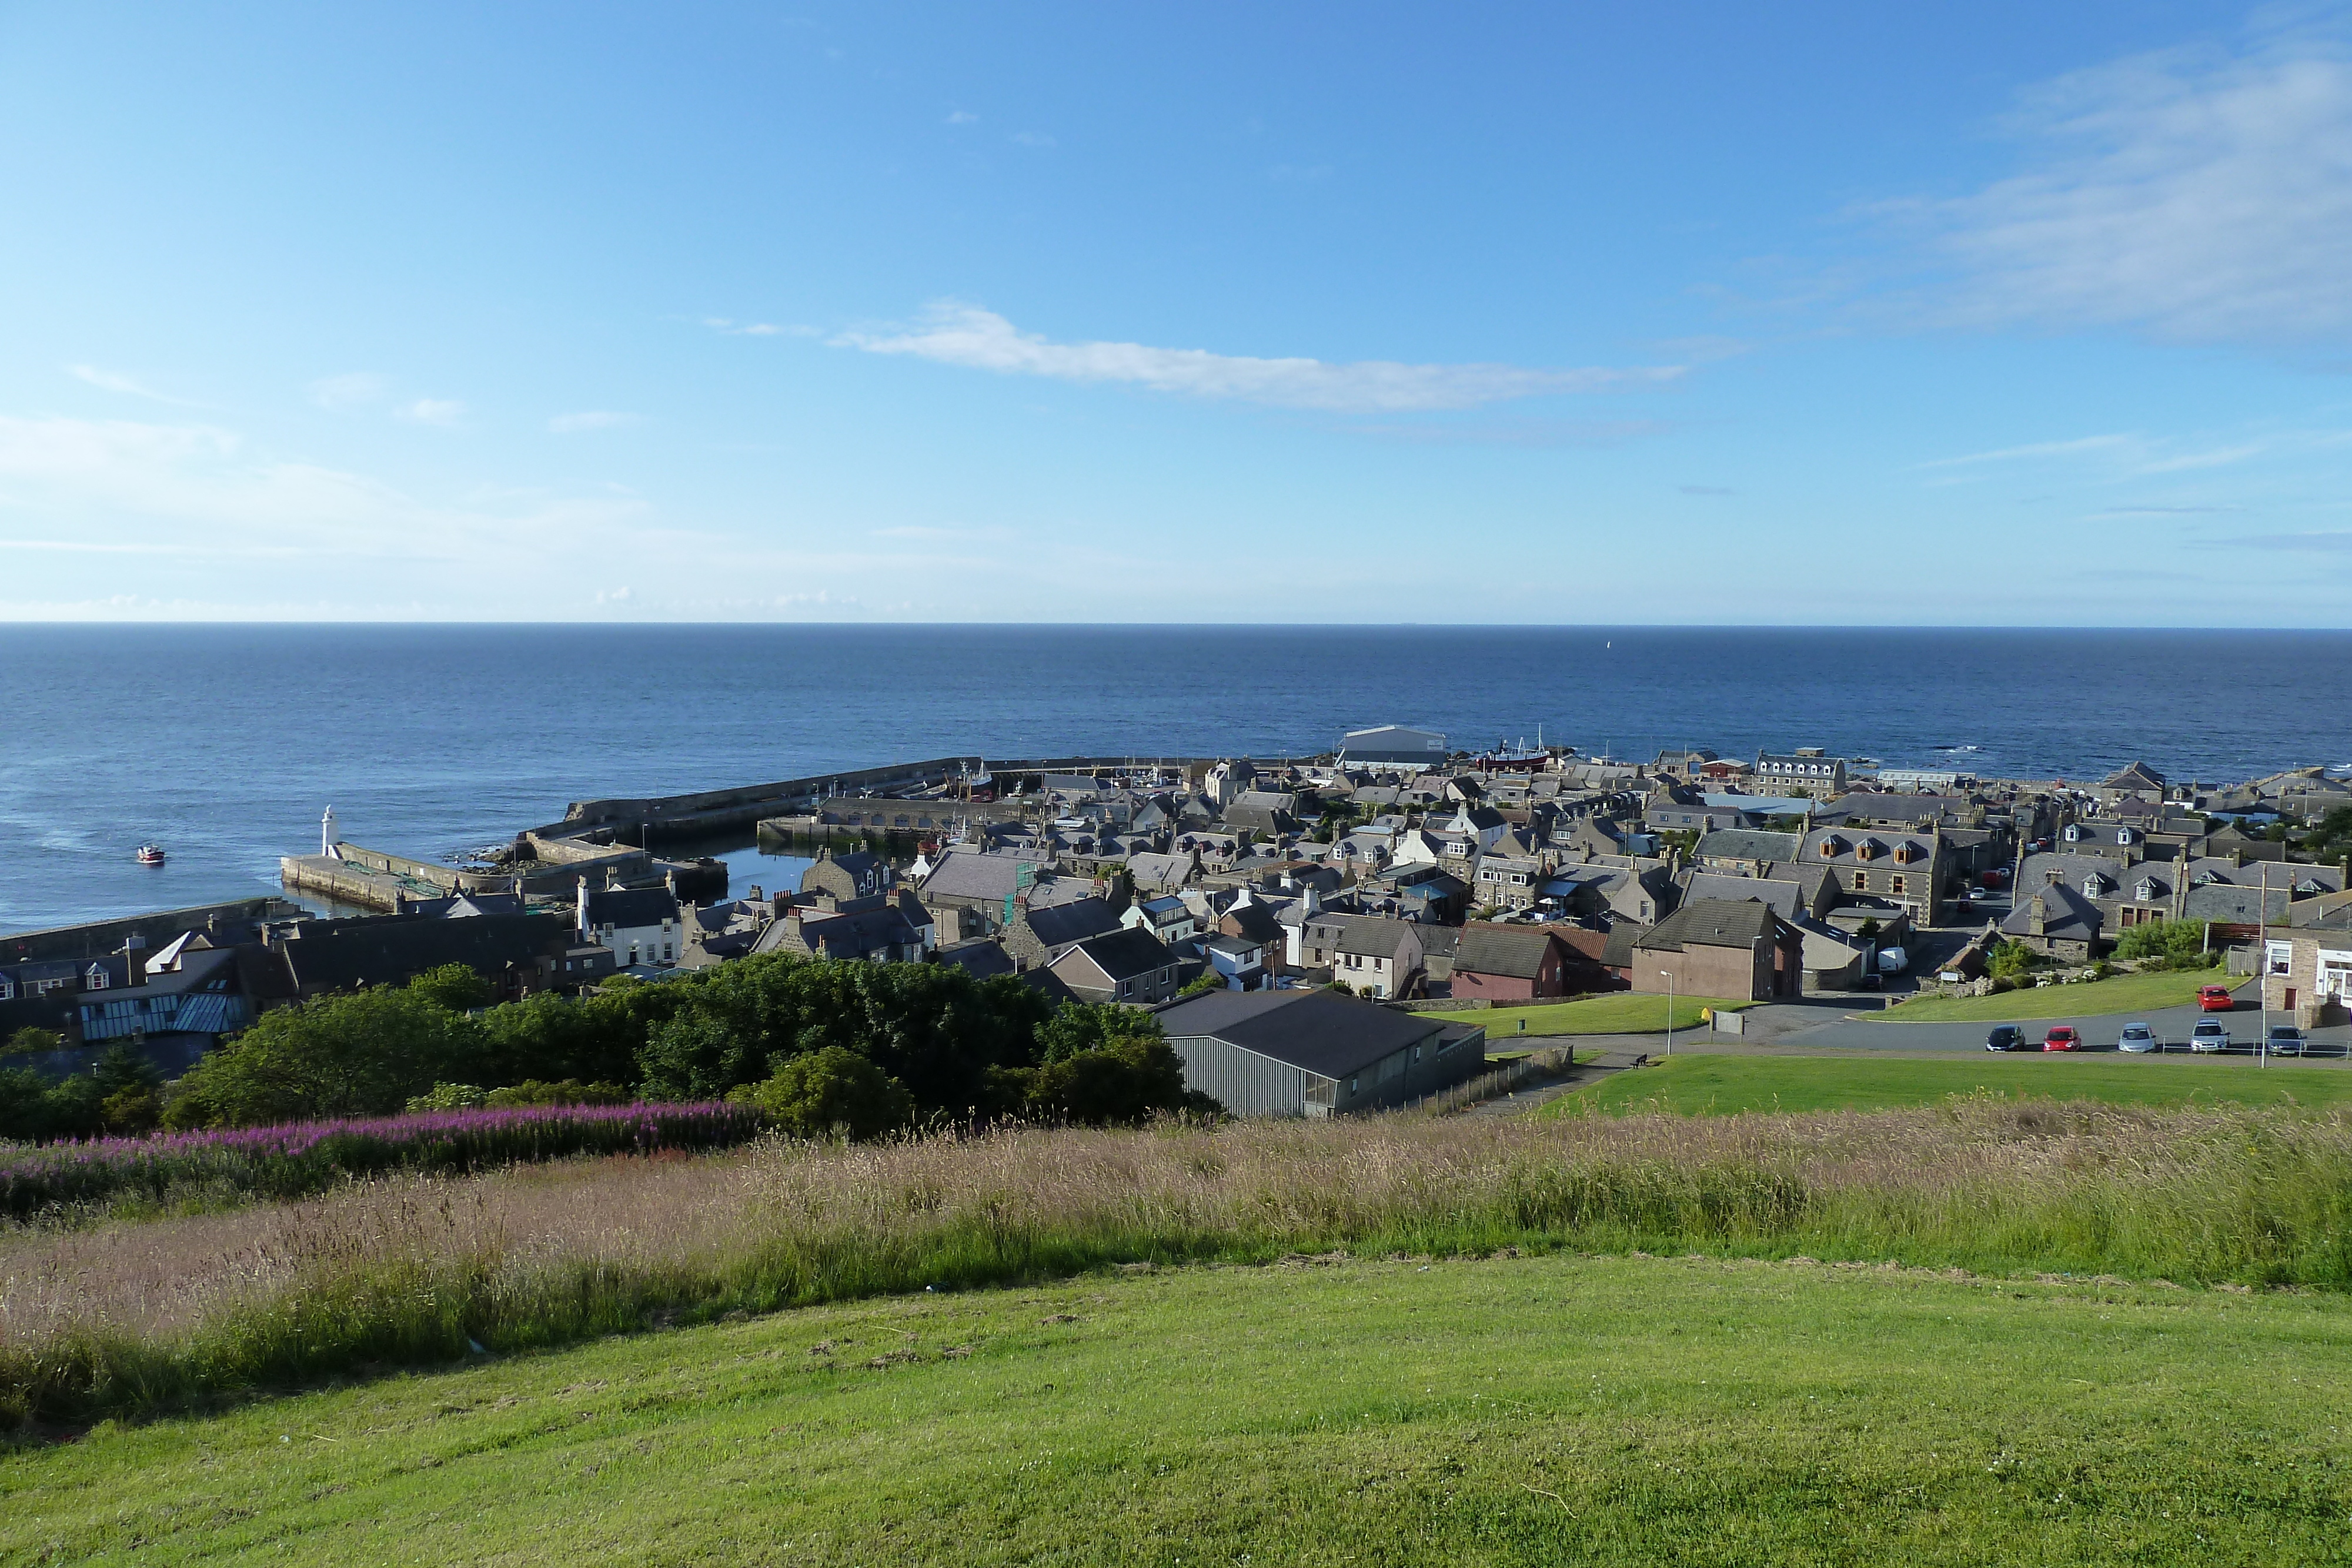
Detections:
[83, 964, 109, 991]
[1819, 834, 1846, 857]
[1893, 841, 1920, 865]
[2136, 879, 2158, 901]
[1855, 840, 1879, 862]
[2064, 825, 2084, 842]
[2116, 828, 2136, 845]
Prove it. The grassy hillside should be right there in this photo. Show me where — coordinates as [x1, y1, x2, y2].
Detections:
[1880, 968, 2234, 1022]
[1414, 993, 1749, 1037]
[6, 1255, 2346, 1566]
[1542, 1053, 2352, 1117]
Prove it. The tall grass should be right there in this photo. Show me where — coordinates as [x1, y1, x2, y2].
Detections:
[0, 1102, 758, 1220]
[4, 1099, 2349, 1429]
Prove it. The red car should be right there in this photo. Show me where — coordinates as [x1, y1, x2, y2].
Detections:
[2197, 985, 2235, 1012]
[2042, 1027, 2082, 1052]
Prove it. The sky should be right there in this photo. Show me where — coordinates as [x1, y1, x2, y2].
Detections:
[2, 2, 2351, 624]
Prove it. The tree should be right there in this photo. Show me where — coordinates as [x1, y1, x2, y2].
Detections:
[2113, 918, 2214, 968]
[731, 1046, 912, 1140]
[406, 962, 495, 1014]
[172, 987, 486, 1126]
[1012, 1034, 1214, 1126]
[1037, 1001, 1165, 1064]
[5, 1027, 64, 1055]
[1178, 971, 1227, 999]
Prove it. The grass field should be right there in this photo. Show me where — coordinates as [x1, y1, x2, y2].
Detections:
[1880, 968, 2233, 1022]
[1541, 1052, 2352, 1118]
[1415, 993, 1749, 1037]
[5, 1254, 2346, 1565]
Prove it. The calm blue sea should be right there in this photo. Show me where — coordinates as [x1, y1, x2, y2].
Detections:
[2, 624, 2347, 934]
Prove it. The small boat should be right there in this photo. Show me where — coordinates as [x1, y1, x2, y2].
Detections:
[135, 842, 166, 865]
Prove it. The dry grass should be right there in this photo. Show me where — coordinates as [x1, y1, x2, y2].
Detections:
[5, 1101, 2350, 1427]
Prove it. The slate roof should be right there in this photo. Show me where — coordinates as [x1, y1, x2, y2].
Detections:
[2003, 883, 2103, 942]
[1452, 924, 1563, 980]
[580, 887, 679, 928]
[1683, 873, 1804, 921]
[1154, 988, 1451, 1079]
[1334, 917, 1419, 958]
[1634, 898, 1783, 953]
[1055, 927, 1178, 984]
[1695, 829, 1803, 864]
[1022, 896, 1124, 950]
[268, 912, 574, 994]
[934, 938, 1017, 979]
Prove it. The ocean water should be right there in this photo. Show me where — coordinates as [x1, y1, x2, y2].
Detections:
[2, 623, 2347, 935]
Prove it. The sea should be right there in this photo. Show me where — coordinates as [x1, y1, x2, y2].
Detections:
[2, 623, 2348, 935]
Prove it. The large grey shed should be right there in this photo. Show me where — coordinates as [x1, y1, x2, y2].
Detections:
[1155, 989, 1486, 1117]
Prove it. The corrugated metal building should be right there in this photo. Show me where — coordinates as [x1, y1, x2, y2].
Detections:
[1157, 989, 1485, 1116]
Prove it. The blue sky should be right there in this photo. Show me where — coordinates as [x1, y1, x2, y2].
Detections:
[3, 2, 2350, 623]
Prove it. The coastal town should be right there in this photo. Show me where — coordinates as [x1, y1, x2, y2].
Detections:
[8, 723, 2350, 1116]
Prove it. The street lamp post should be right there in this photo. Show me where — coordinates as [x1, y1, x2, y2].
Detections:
[1661, 969, 1676, 1057]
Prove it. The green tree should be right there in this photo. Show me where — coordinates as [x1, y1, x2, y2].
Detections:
[2113, 918, 2214, 968]
[406, 962, 495, 1014]
[1177, 971, 1227, 999]
[1037, 1001, 1167, 1063]
[5, 1027, 64, 1055]
[173, 987, 487, 1126]
[729, 1045, 913, 1140]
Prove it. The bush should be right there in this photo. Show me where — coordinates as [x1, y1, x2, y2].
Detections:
[1986, 941, 2045, 979]
[729, 1047, 913, 1141]
[173, 987, 486, 1127]
[2114, 919, 2217, 970]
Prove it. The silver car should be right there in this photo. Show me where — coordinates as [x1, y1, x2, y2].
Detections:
[2190, 1019, 2230, 1054]
[2118, 1022, 2157, 1054]
[2267, 1024, 2307, 1057]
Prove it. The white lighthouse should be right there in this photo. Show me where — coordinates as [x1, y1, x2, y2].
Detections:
[321, 804, 338, 858]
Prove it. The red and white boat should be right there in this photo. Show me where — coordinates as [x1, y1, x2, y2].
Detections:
[135, 842, 166, 865]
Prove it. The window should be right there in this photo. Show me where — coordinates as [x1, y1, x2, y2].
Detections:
[1890, 875, 1905, 895]
[84, 965, 109, 991]
[1853, 871, 1869, 891]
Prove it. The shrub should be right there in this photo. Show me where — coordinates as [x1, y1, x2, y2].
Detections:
[730, 1047, 912, 1141]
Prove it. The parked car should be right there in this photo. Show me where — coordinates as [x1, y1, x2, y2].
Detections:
[2267, 1024, 2307, 1057]
[1986, 1025, 2028, 1052]
[2190, 1019, 2230, 1053]
[2197, 985, 2236, 1012]
[2042, 1026, 2083, 1052]
[2118, 1022, 2157, 1054]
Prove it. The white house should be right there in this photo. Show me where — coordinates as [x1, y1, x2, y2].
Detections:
[577, 876, 683, 968]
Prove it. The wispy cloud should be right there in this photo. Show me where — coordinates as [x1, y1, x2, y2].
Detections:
[1344, 418, 1679, 448]
[2092, 503, 2241, 515]
[1919, 434, 2136, 469]
[395, 397, 465, 427]
[548, 410, 638, 433]
[944, 109, 978, 125]
[1917, 16, 2352, 344]
[66, 365, 202, 406]
[702, 316, 791, 337]
[834, 303, 1684, 413]
[308, 372, 386, 410]
[1010, 131, 1056, 148]
[2230, 530, 2352, 551]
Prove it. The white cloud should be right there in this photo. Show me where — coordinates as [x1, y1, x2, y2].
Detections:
[396, 397, 466, 426]
[309, 372, 386, 409]
[1924, 19, 2352, 343]
[1010, 131, 1055, 148]
[945, 109, 978, 125]
[1919, 434, 2137, 469]
[66, 365, 199, 405]
[703, 317, 786, 337]
[595, 586, 633, 604]
[833, 303, 1683, 412]
[0, 414, 646, 564]
[548, 410, 638, 433]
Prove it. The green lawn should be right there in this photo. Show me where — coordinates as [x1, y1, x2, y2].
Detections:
[6, 1255, 2345, 1565]
[1417, 992, 1749, 1038]
[1541, 1051, 2352, 1117]
[1881, 967, 2234, 1022]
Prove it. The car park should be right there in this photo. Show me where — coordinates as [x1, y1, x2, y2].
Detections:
[2042, 1026, 2082, 1052]
[2267, 1024, 2307, 1057]
[2197, 985, 2236, 1012]
[2118, 1022, 2156, 1054]
[1986, 1025, 2028, 1052]
[2190, 1019, 2230, 1053]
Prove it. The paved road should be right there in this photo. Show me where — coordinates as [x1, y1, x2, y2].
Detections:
[1712, 978, 2352, 1058]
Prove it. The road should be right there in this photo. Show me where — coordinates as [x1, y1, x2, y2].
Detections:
[1705, 979, 2352, 1058]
